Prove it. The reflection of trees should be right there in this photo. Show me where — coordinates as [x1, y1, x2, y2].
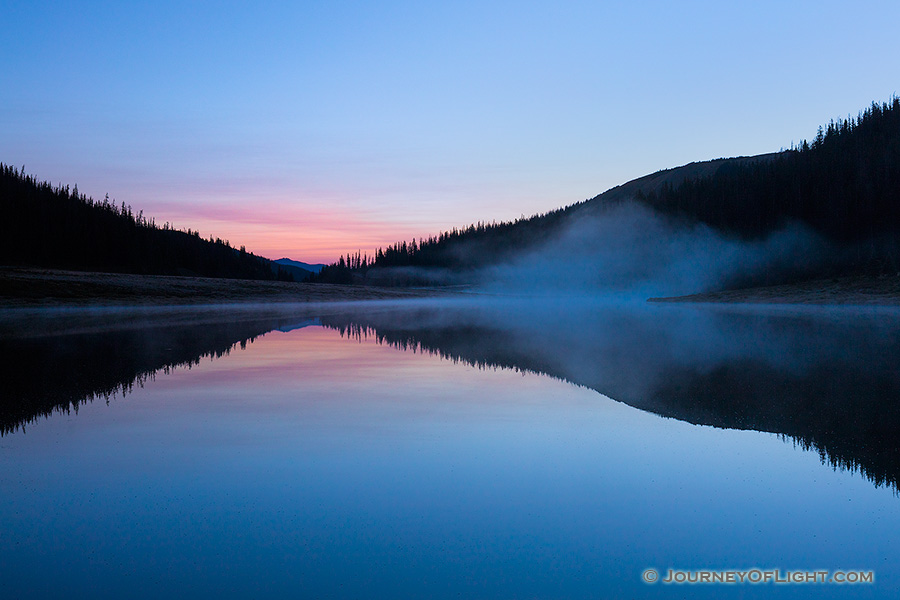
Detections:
[647, 360, 900, 491]
[6, 303, 900, 493]
[0, 316, 289, 435]
[321, 306, 900, 492]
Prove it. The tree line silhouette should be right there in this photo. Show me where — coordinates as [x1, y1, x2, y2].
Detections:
[0, 164, 298, 281]
[314, 97, 900, 284]
[311, 210, 574, 285]
[637, 97, 900, 269]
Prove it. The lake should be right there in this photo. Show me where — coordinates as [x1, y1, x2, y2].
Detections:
[2, 298, 899, 598]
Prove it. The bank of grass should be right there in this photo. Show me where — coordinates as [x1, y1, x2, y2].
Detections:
[5, 267, 900, 309]
[0, 267, 448, 308]
[649, 274, 900, 306]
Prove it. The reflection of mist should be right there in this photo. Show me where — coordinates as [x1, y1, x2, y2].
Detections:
[320, 299, 900, 491]
[6, 297, 900, 491]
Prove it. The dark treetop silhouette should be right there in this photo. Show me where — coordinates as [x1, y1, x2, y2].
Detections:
[0, 164, 307, 281]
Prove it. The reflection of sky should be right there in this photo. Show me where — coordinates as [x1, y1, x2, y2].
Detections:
[4, 2, 900, 261]
[1, 325, 898, 598]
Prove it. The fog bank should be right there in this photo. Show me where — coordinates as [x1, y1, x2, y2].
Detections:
[477, 202, 830, 298]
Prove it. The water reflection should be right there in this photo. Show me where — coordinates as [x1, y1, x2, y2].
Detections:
[3, 300, 900, 598]
[321, 300, 900, 492]
[1, 311, 283, 434]
[4, 299, 900, 492]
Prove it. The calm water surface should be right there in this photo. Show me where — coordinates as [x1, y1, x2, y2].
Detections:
[1, 300, 899, 598]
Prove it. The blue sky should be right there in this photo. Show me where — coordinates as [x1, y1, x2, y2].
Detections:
[3, 0, 899, 261]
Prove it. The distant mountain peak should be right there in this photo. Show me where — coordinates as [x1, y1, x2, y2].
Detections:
[274, 258, 324, 273]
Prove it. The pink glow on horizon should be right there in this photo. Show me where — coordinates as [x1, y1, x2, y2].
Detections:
[145, 199, 455, 264]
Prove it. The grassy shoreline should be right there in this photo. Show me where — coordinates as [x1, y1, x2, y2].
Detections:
[648, 274, 900, 306]
[0, 267, 446, 309]
[5, 268, 900, 309]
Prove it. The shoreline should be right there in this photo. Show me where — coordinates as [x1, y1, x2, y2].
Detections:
[648, 275, 900, 306]
[5, 268, 900, 310]
[0, 267, 448, 309]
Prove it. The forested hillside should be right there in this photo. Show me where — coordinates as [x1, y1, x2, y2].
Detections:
[637, 98, 900, 243]
[315, 97, 900, 284]
[0, 165, 296, 281]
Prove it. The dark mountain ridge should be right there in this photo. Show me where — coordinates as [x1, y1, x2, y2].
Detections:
[582, 152, 779, 207]
[274, 258, 323, 276]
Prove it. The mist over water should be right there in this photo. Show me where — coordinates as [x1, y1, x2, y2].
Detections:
[317, 298, 900, 491]
[477, 202, 830, 297]
[6, 297, 897, 491]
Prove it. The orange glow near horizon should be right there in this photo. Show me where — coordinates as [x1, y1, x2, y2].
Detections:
[146, 200, 457, 264]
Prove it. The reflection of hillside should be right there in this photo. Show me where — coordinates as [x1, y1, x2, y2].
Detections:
[645, 360, 900, 490]
[7, 301, 900, 493]
[0, 310, 310, 435]
[321, 303, 900, 492]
